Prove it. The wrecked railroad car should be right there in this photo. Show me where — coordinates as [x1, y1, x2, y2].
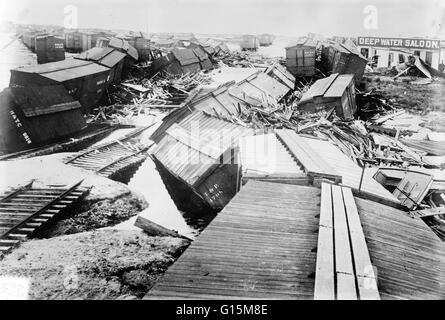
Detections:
[0, 85, 86, 153]
[9, 58, 111, 112]
[35, 34, 65, 64]
[264, 62, 296, 91]
[233, 70, 291, 104]
[240, 35, 259, 51]
[150, 81, 250, 143]
[258, 34, 273, 46]
[285, 38, 317, 77]
[75, 47, 127, 86]
[190, 46, 213, 70]
[198, 39, 230, 56]
[298, 73, 356, 119]
[151, 112, 253, 212]
[321, 42, 368, 83]
[152, 47, 202, 75]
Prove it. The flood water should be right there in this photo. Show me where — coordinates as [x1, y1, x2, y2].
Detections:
[106, 116, 215, 239]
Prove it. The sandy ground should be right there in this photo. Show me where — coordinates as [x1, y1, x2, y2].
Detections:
[0, 230, 189, 299]
[0, 152, 193, 300]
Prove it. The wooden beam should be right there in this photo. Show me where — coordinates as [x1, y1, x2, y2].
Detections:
[314, 183, 335, 300]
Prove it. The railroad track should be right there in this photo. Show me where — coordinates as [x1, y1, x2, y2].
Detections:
[0, 180, 89, 258]
[64, 125, 154, 177]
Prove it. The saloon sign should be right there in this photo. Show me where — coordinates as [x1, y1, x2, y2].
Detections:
[358, 37, 442, 50]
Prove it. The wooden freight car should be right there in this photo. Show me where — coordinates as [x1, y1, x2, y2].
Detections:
[0, 85, 86, 153]
[258, 34, 273, 46]
[190, 45, 213, 70]
[35, 35, 65, 64]
[9, 58, 111, 112]
[151, 115, 251, 213]
[152, 47, 201, 75]
[240, 35, 259, 51]
[298, 73, 356, 120]
[75, 47, 127, 86]
[321, 42, 368, 83]
[285, 37, 317, 77]
[64, 30, 83, 53]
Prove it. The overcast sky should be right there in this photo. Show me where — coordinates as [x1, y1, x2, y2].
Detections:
[1, 0, 444, 38]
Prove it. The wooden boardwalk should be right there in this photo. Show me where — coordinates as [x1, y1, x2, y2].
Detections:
[145, 180, 320, 299]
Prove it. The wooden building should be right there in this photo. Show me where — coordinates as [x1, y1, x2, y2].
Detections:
[35, 35, 65, 64]
[0, 85, 86, 153]
[285, 37, 317, 77]
[9, 58, 111, 112]
[298, 73, 356, 119]
[240, 35, 259, 51]
[321, 42, 368, 83]
[75, 47, 127, 86]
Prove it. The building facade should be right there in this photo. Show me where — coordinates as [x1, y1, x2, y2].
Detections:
[357, 36, 445, 70]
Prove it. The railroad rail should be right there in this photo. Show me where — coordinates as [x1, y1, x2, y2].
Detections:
[0, 126, 116, 161]
[64, 125, 154, 177]
[0, 180, 89, 258]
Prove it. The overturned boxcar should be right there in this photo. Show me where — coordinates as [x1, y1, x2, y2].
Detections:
[0, 85, 86, 153]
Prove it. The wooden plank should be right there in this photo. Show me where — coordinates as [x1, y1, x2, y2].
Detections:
[331, 184, 357, 299]
[314, 183, 335, 299]
[342, 186, 380, 300]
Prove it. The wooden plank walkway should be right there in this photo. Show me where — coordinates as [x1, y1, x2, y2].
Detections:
[145, 180, 320, 300]
[314, 183, 379, 300]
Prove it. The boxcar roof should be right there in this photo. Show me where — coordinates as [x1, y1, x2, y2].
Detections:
[75, 47, 127, 68]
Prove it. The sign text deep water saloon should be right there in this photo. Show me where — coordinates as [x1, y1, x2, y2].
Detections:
[358, 37, 441, 50]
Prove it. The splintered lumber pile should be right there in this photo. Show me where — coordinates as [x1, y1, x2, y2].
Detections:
[89, 71, 211, 123]
[216, 50, 280, 68]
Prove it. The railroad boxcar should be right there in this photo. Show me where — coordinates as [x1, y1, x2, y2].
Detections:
[64, 30, 83, 52]
[285, 37, 317, 77]
[9, 58, 111, 112]
[75, 47, 127, 86]
[298, 73, 356, 120]
[35, 35, 65, 64]
[258, 33, 273, 46]
[152, 115, 252, 213]
[152, 47, 201, 75]
[321, 42, 368, 83]
[240, 35, 259, 51]
[0, 85, 86, 153]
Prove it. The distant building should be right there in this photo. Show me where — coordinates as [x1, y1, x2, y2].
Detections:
[357, 36, 445, 70]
